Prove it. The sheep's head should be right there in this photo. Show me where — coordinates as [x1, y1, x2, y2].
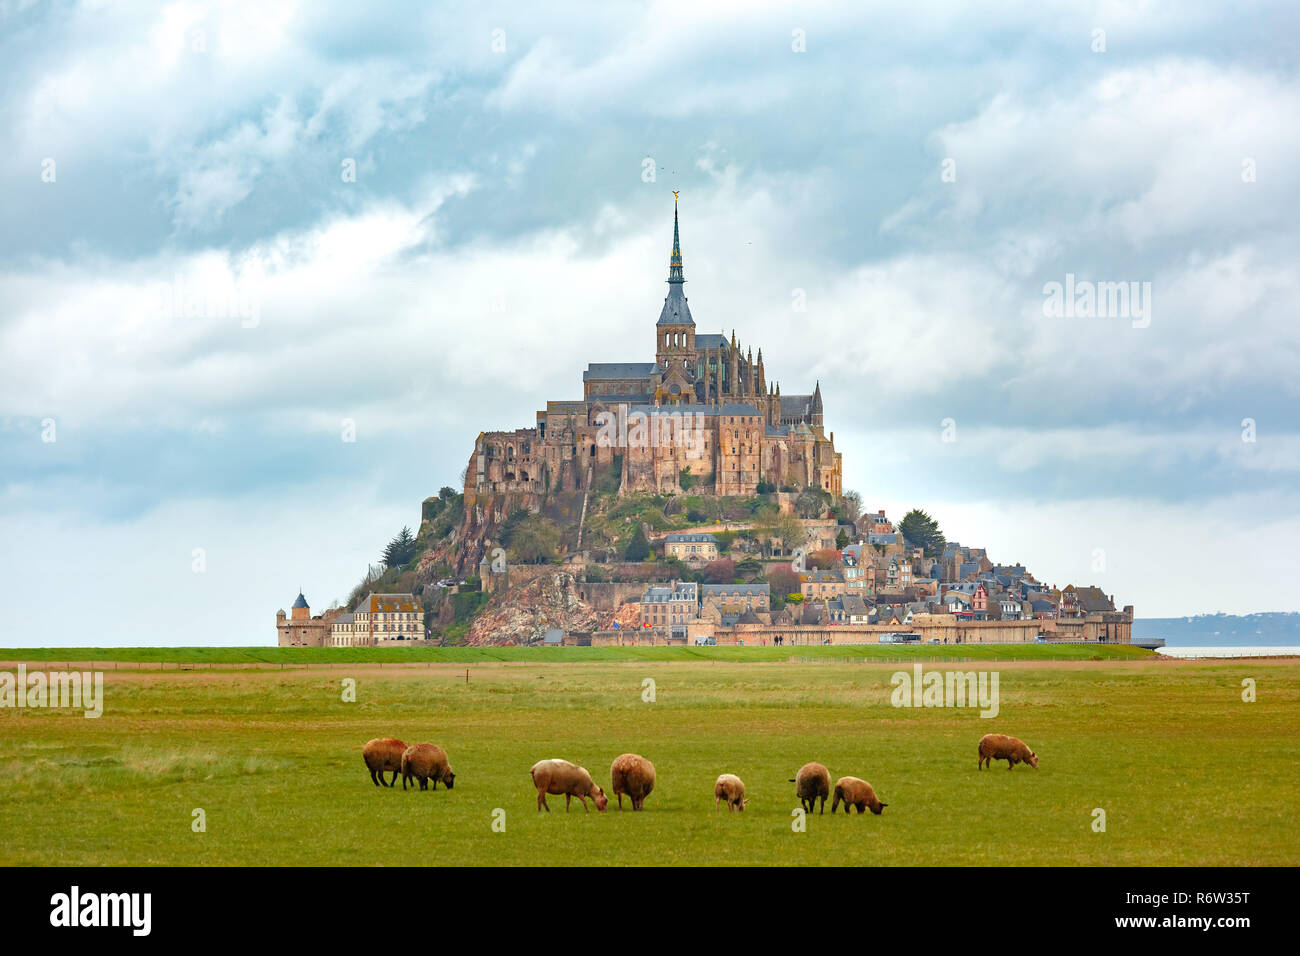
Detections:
[1027, 752, 1039, 769]
[443, 770, 456, 789]
[871, 801, 888, 815]
[741, 798, 750, 809]
[593, 787, 608, 812]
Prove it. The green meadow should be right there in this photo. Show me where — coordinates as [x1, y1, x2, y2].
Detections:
[0, 643, 1150, 665]
[1, 654, 1295, 866]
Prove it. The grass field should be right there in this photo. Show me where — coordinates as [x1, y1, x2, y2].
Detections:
[1, 653, 1296, 865]
[0, 643, 1152, 665]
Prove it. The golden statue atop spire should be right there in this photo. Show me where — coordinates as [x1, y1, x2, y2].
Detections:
[672, 190, 680, 203]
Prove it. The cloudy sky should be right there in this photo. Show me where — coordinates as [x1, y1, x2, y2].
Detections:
[2, 0, 1297, 645]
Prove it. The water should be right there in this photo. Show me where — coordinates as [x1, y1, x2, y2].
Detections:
[1155, 645, 1300, 659]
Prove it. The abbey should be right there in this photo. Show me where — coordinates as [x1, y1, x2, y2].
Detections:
[466, 201, 842, 501]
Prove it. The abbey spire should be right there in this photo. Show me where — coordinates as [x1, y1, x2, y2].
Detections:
[656, 194, 694, 328]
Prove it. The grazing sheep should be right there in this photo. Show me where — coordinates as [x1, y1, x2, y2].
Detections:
[790, 762, 832, 814]
[362, 737, 407, 787]
[978, 733, 1039, 771]
[529, 759, 608, 813]
[714, 774, 748, 812]
[610, 753, 656, 811]
[831, 776, 887, 815]
[401, 743, 455, 791]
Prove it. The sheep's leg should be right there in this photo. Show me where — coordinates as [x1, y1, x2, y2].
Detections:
[819, 795, 825, 815]
[370, 769, 380, 786]
[565, 793, 572, 813]
[429, 778, 436, 790]
[402, 772, 408, 790]
[537, 790, 548, 812]
[715, 795, 721, 811]
[617, 793, 623, 810]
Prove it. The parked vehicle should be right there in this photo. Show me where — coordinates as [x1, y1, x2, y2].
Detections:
[878, 632, 923, 644]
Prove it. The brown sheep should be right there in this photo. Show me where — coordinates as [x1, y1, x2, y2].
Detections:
[978, 733, 1039, 771]
[530, 758, 608, 813]
[610, 753, 656, 811]
[831, 776, 887, 815]
[714, 774, 748, 812]
[790, 762, 832, 814]
[362, 737, 407, 787]
[401, 743, 455, 791]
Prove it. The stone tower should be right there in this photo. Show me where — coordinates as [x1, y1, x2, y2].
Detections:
[655, 196, 696, 404]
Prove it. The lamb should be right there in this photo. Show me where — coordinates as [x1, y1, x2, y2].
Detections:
[790, 762, 832, 814]
[978, 733, 1039, 770]
[610, 753, 656, 811]
[401, 743, 455, 791]
[362, 737, 407, 787]
[831, 776, 887, 815]
[714, 774, 748, 812]
[529, 759, 608, 813]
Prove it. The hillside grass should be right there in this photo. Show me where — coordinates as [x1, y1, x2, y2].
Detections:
[2, 656, 1295, 865]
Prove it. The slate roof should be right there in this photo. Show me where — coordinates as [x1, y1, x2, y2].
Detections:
[657, 290, 695, 326]
[583, 363, 658, 382]
[701, 583, 770, 597]
[292, 591, 309, 609]
[840, 594, 869, 616]
[695, 333, 728, 349]
[642, 582, 698, 603]
[665, 533, 717, 543]
[1075, 586, 1115, 612]
[781, 394, 814, 418]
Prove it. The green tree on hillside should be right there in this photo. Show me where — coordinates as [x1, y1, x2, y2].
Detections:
[624, 524, 650, 561]
[899, 508, 946, 558]
[382, 526, 418, 569]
